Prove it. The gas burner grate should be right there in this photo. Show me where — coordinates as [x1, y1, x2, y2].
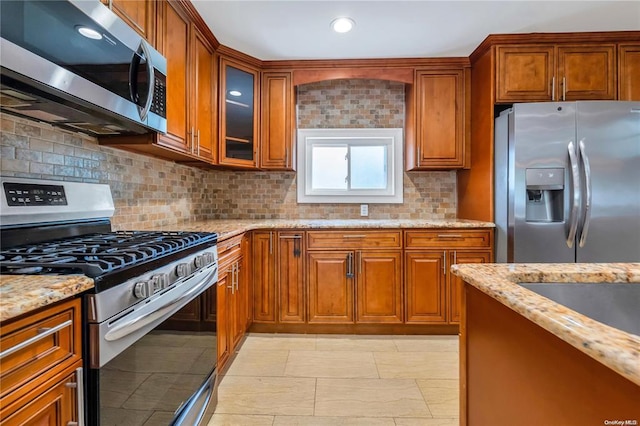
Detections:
[0, 231, 217, 278]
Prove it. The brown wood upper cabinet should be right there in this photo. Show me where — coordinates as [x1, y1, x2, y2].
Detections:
[496, 44, 617, 103]
[261, 72, 295, 170]
[618, 44, 640, 100]
[407, 69, 470, 170]
[219, 58, 260, 168]
[101, 0, 155, 43]
[99, 1, 216, 163]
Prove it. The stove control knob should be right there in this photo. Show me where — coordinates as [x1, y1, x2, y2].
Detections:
[175, 263, 191, 278]
[194, 254, 209, 269]
[204, 252, 215, 264]
[133, 281, 153, 299]
[151, 274, 168, 290]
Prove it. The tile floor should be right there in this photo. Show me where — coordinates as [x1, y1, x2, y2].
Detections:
[208, 334, 460, 426]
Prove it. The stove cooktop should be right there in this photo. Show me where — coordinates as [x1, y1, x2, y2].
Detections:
[0, 231, 217, 287]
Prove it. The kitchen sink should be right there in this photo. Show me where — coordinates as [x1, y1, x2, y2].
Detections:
[519, 283, 640, 336]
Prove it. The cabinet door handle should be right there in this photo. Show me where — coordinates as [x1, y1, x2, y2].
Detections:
[190, 127, 195, 153]
[227, 264, 235, 294]
[0, 319, 72, 359]
[65, 367, 85, 426]
[358, 251, 362, 275]
[269, 232, 273, 255]
[346, 253, 354, 278]
[562, 77, 566, 101]
[551, 76, 556, 101]
[234, 263, 239, 292]
[417, 145, 421, 167]
[197, 129, 200, 156]
[442, 251, 447, 274]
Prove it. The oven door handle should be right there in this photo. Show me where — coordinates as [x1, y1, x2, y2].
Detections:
[104, 266, 217, 341]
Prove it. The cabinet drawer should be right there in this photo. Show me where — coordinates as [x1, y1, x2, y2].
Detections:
[218, 234, 243, 270]
[405, 230, 492, 249]
[0, 298, 81, 405]
[307, 231, 402, 249]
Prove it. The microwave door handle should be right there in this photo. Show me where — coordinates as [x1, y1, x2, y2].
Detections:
[578, 140, 592, 247]
[104, 265, 216, 341]
[128, 48, 141, 108]
[136, 40, 155, 121]
[566, 141, 580, 248]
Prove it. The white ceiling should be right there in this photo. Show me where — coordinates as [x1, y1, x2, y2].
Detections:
[190, 1, 640, 61]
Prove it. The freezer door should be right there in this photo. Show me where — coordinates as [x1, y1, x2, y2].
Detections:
[510, 102, 577, 263]
[575, 101, 640, 262]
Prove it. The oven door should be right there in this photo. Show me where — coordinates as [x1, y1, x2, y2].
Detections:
[86, 264, 218, 426]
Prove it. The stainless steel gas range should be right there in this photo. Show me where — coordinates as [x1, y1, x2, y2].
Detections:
[0, 177, 219, 426]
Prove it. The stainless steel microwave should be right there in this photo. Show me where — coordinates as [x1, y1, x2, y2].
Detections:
[0, 0, 167, 136]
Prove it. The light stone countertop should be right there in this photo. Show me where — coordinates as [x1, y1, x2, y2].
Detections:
[450, 262, 640, 386]
[0, 274, 94, 322]
[139, 218, 495, 241]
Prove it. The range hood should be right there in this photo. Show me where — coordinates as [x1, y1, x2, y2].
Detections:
[0, 0, 167, 136]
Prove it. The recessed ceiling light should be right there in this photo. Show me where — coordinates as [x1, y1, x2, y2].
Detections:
[331, 17, 355, 34]
[229, 90, 242, 97]
[76, 26, 103, 40]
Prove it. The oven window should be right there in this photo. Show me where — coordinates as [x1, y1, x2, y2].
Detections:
[99, 330, 216, 425]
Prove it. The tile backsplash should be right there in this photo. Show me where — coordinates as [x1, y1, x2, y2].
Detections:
[0, 79, 456, 226]
[0, 113, 216, 230]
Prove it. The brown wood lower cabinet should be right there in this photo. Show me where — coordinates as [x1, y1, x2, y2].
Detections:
[217, 233, 250, 372]
[404, 230, 493, 325]
[448, 251, 491, 323]
[216, 272, 230, 369]
[307, 251, 353, 324]
[278, 233, 305, 323]
[1, 368, 80, 426]
[249, 228, 492, 332]
[0, 298, 82, 425]
[356, 251, 402, 323]
[405, 251, 447, 323]
[462, 285, 639, 425]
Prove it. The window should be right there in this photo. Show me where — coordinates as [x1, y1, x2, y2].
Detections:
[297, 128, 403, 203]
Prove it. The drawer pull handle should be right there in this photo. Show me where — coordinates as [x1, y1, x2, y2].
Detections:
[437, 234, 463, 238]
[222, 243, 241, 251]
[65, 367, 85, 426]
[279, 235, 303, 239]
[0, 319, 73, 359]
[343, 235, 367, 238]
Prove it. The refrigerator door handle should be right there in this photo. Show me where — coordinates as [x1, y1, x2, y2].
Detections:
[567, 141, 580, 248]
[578, 140, 592, 248]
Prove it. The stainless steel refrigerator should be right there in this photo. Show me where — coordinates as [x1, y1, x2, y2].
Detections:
[494, 101, 640, 263]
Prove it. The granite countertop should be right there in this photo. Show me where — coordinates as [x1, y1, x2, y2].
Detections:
[141, 218, 495, 240]
[0, 275, 94, 322]
[450, 262, 640, 386]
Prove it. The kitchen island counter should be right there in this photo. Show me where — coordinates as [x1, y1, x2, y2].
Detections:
[0, 274, 93, 322]
[138, 218, 495, 240]
[451, 262, 640, 387]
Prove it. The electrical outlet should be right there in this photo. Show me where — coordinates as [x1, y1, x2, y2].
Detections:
[360, 204, 368, 217]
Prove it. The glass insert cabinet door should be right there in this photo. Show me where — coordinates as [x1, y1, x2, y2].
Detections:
[219, 57, 259, 167]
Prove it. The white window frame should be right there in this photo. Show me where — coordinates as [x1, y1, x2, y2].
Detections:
[297, 128, 403, 204]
